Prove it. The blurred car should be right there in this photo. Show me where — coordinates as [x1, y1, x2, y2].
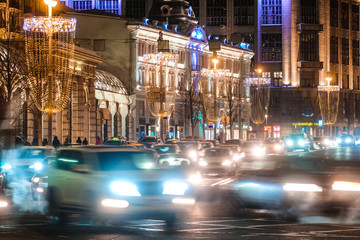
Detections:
[47, 148, 196, 227]
[164, 139, 180, 144]
[336, 134, 355, 147]
[153, 144, 181, 155]
[225, 154, 360, 220]
[104, 138, 126, 146]
[313, 136, 338, 149]
[1, 146, 54, 183]
[283, 133, 310, 152]
[263, 138, 284, 154]
[199, 147, 238, 176]
[176, 141, 204, 161]
[224, 139, 242, 145]
[31, 173, 48, 201]
[138, 136, 162, 148]
[199, 141, 215, 150]
[240, 140, 266, 157]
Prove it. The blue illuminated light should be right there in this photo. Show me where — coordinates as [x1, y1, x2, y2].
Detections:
[208, 34, 212, 40]
[188, 6, 193, 17]
[174, 26, 178, 32]
[239, 43, 249, 49]
[143, 18, 149, 26]
[190, 27, 205, 42]
[162, 23, 168, 30]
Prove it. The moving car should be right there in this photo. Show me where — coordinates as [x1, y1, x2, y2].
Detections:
[240, 140, 266, 157]
[138, 136, 162, 148]
[153, 144, 181, 155]
[104, 138, 126, 146]
[336, 134, 355, 147]
[263, 138, 284, 154]
[199, 147, 238, 176]
[1, 146, 54, 183]
[47, 147, 196, 227]
[283, 133, 310, 152]
[199, 141, 215, 150]
[224, 139, 242, 145]
[225, 152, 360, 220]
[176, 141, 204, 161]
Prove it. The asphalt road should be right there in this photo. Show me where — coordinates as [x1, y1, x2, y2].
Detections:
[1, 146, 360, 239]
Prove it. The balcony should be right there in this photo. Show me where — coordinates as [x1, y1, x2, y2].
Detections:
[297, 23, 323, 32]
[298, 61, 323, 69]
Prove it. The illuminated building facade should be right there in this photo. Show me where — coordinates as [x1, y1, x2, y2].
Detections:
[63, 0, 253, 140]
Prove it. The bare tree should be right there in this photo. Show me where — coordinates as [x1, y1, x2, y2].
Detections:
[0, 39, 27, 148]
[223, 78, 242, 140]
[179, 76, 202, 139]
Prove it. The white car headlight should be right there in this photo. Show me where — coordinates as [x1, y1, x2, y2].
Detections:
[199, 160, 208, 167]
[332, 181, 360, 191]
[188, 150, 197, 158]
[163, 181, 188, 195]
[30, 162, 43, 171]
[110, 182, 141, 196]
[298, 140, 305, 146]
[336, 138, 341, 143]
[274, 144, 282, 151]
[286, 140, 293, 146]
[188, 173, 202, 184]
[345, 138, 351, 143]
[222, 160, 232, 166]
[2, 163, 12, 170]
[283, 183, 322, 192]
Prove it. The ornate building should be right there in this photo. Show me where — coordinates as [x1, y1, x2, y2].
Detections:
[64, 0, 254, 140]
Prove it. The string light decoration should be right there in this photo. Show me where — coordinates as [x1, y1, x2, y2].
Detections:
[141, 32, 178, 141]
[245, 74, 270, 135]
[318, 77, 340, 131]
[23, 0, 76, 113]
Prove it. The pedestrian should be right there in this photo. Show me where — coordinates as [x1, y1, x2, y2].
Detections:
[83, 138, 88, 145]
[14, 136, 23, 148]
[52, 136, 61, 148]
[76, 137, 82, 145]
[42, 138, 48, 146]
[32, 137, 39, 146]
[96, 136, 101, 145]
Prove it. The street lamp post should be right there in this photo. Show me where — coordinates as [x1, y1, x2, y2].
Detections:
[318, 76, 340, 137]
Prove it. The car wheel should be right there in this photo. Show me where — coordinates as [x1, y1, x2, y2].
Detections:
[48, 188, 68, 225]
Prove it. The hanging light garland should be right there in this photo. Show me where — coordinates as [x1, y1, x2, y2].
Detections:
[23, 0, 76, 113]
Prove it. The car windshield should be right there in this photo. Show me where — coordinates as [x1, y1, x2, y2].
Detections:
[205, 149, 231, 157]
[157, 155, 191, 167]
[140, 138, 157, 143]
[104, 140, 124, 145]
[242, 142, 262, 147]
[201, 143, 212, 148]
[19, 149, 50, 159]
[225, 140, 240, 144]
[97, 152, 155, 171]
[288, 134, 306, 140]
[154, 146, 176, 153]
[177, 142, 198, 150]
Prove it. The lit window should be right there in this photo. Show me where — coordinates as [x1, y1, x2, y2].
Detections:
[261, 0, 282, 25]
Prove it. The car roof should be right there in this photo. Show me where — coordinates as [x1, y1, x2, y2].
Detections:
[57, 146, 150, 153]
[21, 146, 54, 150]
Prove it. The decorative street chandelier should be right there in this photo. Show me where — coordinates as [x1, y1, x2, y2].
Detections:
[245, 70, 271, 137]
[143, 32, 177, 141]
[23, 0, 76, 114]
[318, 76, 340, 136]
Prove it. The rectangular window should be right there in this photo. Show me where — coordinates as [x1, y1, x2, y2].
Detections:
[300, 0, 317, 24]
[261, 0, 282, 25]
[299, 33, 317, 61]
[138, 101, 145, 117]
[353, 40, 359, 66]
[342, 38, 349, 65]
[234, 0, 255, 26]
[330, 0, 338, 27]
[352, 4, 359, 31]
[206, 0, 227, 26]
[273, 72, 282, 87]
[300, 71, 316, 88]
[125, 0, 146, 19]
[73, 1, 92, 10]
[261, 33, 282, 61]
[341, 2, 349, 29]
[94, 39, 105, 51]
[188, 0, 200, 19]
[330, 36, 338, 63]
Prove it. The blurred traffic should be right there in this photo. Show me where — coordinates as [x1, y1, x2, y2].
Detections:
[1, 133, 360, 228]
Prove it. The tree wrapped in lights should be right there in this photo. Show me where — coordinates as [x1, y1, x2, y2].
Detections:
[318, 77, 340, 136]
[246, 75, 271, 137]
[23, 0, 76, 141]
